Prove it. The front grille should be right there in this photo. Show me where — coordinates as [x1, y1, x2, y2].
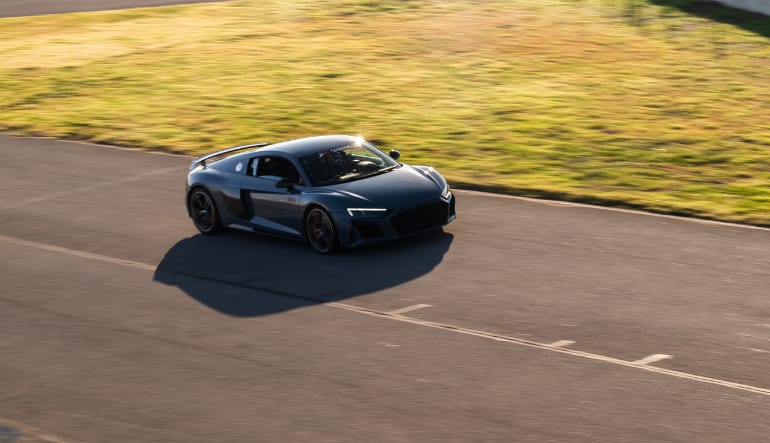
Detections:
[353, 221, 384, 239]
[391, 200, 449, 236]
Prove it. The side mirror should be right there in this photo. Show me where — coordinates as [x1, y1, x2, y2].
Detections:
[389, 150, 401, 161]
[275, 178, 296, 191]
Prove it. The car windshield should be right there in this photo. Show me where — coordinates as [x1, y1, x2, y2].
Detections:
[299, 140, 400, 186]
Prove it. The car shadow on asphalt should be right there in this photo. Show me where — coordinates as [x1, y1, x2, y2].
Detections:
[153, 229, 453, 317]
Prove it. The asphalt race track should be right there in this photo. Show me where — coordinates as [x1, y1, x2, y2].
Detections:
[1, 133, 769, 442]
[0, 0, 226, 18]
[1, 2, 770, 441]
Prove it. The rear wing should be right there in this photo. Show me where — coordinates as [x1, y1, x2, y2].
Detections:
[190, 142, 270, 170]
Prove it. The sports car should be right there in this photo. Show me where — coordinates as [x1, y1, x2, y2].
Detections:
[186, 135, 456, 253]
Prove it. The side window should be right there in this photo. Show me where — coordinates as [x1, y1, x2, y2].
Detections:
[254, 156, 303, 185]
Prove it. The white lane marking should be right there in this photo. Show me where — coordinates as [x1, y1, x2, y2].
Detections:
[0, 166, 180, 211]
[0, 234, 155, 272]
[2, 233, 770, 397]
[548, 340, 575, 348]
[633, 354, 673, 365]
[33, 136, 190, 158]
[737, 346, 770, 354]
[10, 136, 770, 232]
[330, 303, 770, 396]
[454, 189, 770, 231]
[387, 304, 432, 316]
[13, 137, 769, 231]
[0, 418, 81, 443]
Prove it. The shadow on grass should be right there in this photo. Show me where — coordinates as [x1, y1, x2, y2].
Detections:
[154, 229, 453, 317]
[649, 0, 770, 38]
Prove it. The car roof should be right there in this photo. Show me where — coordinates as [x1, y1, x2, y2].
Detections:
[240, 135, 359, 159]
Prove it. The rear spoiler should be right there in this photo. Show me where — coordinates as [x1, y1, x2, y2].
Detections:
[190, 142, 270, 170]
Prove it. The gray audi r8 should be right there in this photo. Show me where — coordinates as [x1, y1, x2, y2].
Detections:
[186, 135, 456, 253]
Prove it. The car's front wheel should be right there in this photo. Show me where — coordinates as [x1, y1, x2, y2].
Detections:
[305, 207, 338, 254]
[189, 187, 221, 235]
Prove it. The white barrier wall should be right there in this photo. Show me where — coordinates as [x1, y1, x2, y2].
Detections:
[713, 0, 770, 16]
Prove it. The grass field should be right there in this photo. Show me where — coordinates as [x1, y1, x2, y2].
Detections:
[0, 0, 769, 225]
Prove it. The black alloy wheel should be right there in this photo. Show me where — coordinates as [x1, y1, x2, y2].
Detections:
[189, 188, 221, 234]
[305, 207, 337, 254]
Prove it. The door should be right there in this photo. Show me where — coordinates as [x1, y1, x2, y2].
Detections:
[241, 155, 303, 237]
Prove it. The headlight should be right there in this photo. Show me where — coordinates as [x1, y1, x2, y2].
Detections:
[347, 208, 388, 217]
[441, 184, 451, 200]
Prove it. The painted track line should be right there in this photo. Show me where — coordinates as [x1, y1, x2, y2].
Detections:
[548, 340, 575, 348]
[2, 233, 770, 397]
[0, 234, 155, 272]
[454, 189, 770, 232]
[387, 304, 432, 316]
[4, 135, 769, 231]
[0, 165, 180, 211]
[328, 302, 770, 396]
[634, 354, 673, 365]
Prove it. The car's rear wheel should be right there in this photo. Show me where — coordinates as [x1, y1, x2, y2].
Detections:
[305, 207, 337, 254]
[189, 187, 221, 235]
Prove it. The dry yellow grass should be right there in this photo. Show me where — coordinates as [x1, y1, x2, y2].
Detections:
[0, 0, 768, 224]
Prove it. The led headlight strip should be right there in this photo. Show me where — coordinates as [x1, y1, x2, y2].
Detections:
[347, 208, 388, 217]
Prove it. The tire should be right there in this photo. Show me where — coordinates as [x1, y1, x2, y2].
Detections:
[188, 187, 221, 235]
[305, 207, 338, 254]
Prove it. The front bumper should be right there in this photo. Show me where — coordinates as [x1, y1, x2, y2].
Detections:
[337, 193, 456, 248]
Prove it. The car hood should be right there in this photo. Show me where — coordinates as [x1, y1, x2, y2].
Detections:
[326, 165, 443, 207]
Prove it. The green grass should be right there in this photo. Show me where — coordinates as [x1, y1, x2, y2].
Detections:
[0, 0, 769, 225]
